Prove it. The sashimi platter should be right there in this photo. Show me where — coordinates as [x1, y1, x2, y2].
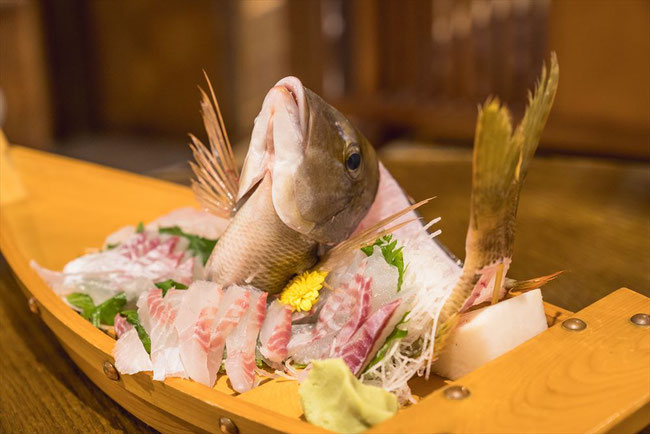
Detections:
[6, 53, 644, 433]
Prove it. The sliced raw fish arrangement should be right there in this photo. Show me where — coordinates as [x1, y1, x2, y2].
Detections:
[259, 300, 292, 363]
[36, 56, 560, 427]
[138, 288, 187, 380]
[225, 287, 267, 392]
[175, 281, 224, 386]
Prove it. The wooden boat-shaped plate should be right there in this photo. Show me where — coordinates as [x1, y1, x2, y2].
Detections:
[1, 146, 649, 433]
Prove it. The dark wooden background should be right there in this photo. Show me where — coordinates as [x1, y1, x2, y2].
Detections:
[1, 0, 649, 159]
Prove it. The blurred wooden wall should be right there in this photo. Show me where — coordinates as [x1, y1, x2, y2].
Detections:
[0, 0, 648, 159]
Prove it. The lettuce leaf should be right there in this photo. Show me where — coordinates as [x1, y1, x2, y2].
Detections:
[67, 292, 126, 327]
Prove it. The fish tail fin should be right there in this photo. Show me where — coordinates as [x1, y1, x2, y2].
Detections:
[189, 72, 239, 218]
[436, 55, 559, 343]
[506, 270, 564, 296]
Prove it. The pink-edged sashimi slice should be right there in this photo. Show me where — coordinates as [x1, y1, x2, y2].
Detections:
[338, 298, 402, 374]
[225, 287, 267, 393]
[175, 281, 224, 386]
[259, 300, 292, 363]
[113, 327, 152, 374]
[137, 288, 187, 381]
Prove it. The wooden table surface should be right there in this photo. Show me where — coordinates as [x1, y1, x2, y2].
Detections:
[1, 144, 648, 433]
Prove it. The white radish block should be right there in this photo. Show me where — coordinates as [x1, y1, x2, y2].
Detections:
[432, 289, 548, 380]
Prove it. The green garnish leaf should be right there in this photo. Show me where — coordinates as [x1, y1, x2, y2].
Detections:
[155, 279, 189, 297]
[67, 293, 96, 320]
[67, 292, 126, 327]
[105, 242, 120, 250]
[136, 222, 145, 233]
[364, 312, 410, 372]
[119, 310, 152, 354]
[361, 234, 405, 291]
[158, 226, 217, 265]
[95, 292, 127, 326]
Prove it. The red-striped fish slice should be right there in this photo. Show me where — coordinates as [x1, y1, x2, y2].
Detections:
[113, 312, 133, 338]
[338, 298, 401, 375]
[329, 273, 372, 356]
[225, 287, 267, 393]
[259, 300, 292, 363]
[137, 288, 187, 380]
[175, 281, 224, 386]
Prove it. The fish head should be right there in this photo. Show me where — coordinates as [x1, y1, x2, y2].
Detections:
[238, 76, 379, 244]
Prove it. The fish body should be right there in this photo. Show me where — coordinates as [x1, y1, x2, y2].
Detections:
[198, 77, 379, 293]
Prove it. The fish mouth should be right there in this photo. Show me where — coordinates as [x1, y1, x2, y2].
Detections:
[271, 77, 308, 140]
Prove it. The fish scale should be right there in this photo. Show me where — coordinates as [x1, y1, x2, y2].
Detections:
[206, 173, 318, 294]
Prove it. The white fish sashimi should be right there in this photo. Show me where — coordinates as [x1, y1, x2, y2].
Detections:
[225, 287, 267, 393]
[259, 300, 292, 363]
[204, 286, 251, 382]
[113, 328, 152, 374]
[329, 274, 372, 356]
[147, 207, 230, 240]
[175, 281, 224, 386]
[138, 288, 187, 380]
[113, 313, 133, 338]
[339, 298, 401, 374]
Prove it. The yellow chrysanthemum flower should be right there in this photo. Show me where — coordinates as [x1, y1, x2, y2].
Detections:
[279, 270, 328, 312]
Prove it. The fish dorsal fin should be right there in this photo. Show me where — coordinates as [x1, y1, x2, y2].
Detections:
[189, 72, 239, 218]
[436, 54, 559, 342]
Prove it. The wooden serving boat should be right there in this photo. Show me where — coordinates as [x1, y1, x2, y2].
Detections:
[1, 145, 649, 433]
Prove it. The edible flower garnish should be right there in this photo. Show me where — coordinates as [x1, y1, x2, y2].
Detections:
[279, 270, 328, 312]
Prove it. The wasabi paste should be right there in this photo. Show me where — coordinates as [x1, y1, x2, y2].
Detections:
[299, 359, 398, 433]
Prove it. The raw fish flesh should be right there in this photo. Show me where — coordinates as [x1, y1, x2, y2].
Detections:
[175, 281, 224, 386]
[113, 328, 152, 375]
[225, 287, 267, 392]
[259, 300, 292, 363]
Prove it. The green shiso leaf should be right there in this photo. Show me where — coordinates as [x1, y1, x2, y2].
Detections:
[105, 242, 120, 250]
[119, 310, 151, 354]
[364, 311, 410, 372]
[136, 222, 145, 233]
[158, 225, 217, 265]
[67, 293, 96, 320]
[155, 279, 189, 297]
[361, 234, 405, 292]
[67, 292, 126, 327]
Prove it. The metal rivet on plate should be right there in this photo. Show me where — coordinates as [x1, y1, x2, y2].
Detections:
[219, 417, 238, 434]
[444, 385, 470, 400]
[630, 313, 650, 326]
[28, 297, 39, 314]
[562, 318, 586, 331]
[103, 361, 120, 381]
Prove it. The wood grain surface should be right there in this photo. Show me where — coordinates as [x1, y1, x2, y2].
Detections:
[1, 144, 648, 433]
[371, 288, 650, 433]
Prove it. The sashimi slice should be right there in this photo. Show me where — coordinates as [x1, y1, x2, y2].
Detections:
[113, 313, 133, 338]
[147, 207, 229, 240]
[137, 288, 187, 380]
[175, 281, 224, 386]
[259, 300, 292, 363]
[329, 274, 372, 356]
[113, 328, 152, 374]
[339, 298, 401, 374]
[225, 287, 267, 393]
[206, 286, 250, 382]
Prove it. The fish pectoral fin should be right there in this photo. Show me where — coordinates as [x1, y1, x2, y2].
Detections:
[505, 271, 564, 296]
[189, 72, 240, 218]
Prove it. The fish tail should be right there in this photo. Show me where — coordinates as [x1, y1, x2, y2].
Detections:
[189, 72, 239, 218]
[436, 55, 559, 347]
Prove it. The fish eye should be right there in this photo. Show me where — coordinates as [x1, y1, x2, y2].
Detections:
[346, 152, 361, 171]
